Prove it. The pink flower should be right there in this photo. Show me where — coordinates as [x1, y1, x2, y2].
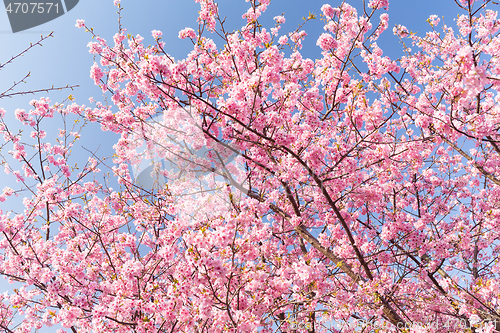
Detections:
[428, 14, 440, 26]
[290, 216, 302, 226]
[368, 0, 389, 10]
[151, 30, 163, 39]
[113, 32, 126, 45]
[316, 33, 337, 51]
[178, 28, 196, 40]
[242, 7, 261, 23]
[14, 109, 27, 122]
[380, 13, 389, 25]
[90, 63, 104, 85]
[321, 4, 336, 19]
[75, 19, 85, 28]
[274, 15, 285, 24]
[87, 42, 102, 54]
[393, 24, 409, 37]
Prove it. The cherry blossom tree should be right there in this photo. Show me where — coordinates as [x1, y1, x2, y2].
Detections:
[1, 0, 500, 332]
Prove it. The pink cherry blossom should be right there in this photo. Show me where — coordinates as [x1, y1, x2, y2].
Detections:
[316, 32, 337, 51]
[151, 29, 162, 39]
[1, 0, 500, 332]
[75, 19, 85, 28]
[178, 27, 196, 39]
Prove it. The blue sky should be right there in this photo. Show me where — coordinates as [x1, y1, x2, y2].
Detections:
[0, 0, 470, 331]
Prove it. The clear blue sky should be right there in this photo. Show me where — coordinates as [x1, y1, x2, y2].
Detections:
[0, 0, 469, 331]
